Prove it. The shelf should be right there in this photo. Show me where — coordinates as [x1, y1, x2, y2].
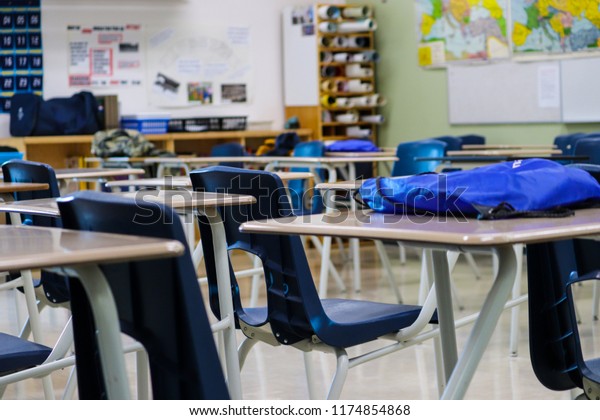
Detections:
[320, 91, 375, 96]
[320, 61, 374, 67]
[320, 76, 373, 81]
[322, 106, 381, 111]
[321, 135, 374, 141]
[319, 47, 373, 53]
[322, 121, 379, 126]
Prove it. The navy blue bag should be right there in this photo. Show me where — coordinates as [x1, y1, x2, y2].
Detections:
[358, 159, 600, 219]
[326, 139, 380, 152]
[10, 91, 101, 136]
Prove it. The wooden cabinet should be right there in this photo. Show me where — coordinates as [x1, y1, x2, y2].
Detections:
[0, 129, 313, 169]
[283, 3, 383, 144]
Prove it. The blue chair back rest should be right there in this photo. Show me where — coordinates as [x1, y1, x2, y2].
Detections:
[554, 133, 581, 155]
[190, 166, 323, 345]
[457, 134, 485, 145]
[0, 152, 24, 165]
[434, 135, 463, 152]
[392, 139, 447, 176]
[2, 159, 70, 304]
[1, 159, 62, 227]
[56, 191, 229, 400]
[573, 137, 600, 164]
[527, 240, 583, 391]
[209, 142, 246, 168]
[288, 140, 325, 214]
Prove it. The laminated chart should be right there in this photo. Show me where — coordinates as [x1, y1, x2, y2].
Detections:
[0, 0, 42, 113]
[67, 24, 144, 88]
[415, 0, 510, 67]
[146, 24, 250, 107]
[511, 0, 600, 55]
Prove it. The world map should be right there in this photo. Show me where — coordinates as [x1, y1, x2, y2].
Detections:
[512, 0, 600, 54]
[416, 0, 510, 66]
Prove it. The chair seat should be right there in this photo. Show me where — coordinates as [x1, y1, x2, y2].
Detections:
[240, 306, 268, 326]
[317, 298, 435, 348]
[0, 333, 52, 375]
[582, 357, 600, 385]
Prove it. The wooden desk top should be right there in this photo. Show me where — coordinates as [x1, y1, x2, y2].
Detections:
[55, 168, 145, 179]
[447, 149, 561, 157]
[104, 172, 314, 189]
[462, 144, 557, 150]
[0, 191, 256, 218]
[240, 208, 600, 247]
[325, 151, 396, 158]
[315, 180, 365, 191]
[144, 156, 397, 165]
[0, 225, 184, 272]
[0, 182, 49, 193]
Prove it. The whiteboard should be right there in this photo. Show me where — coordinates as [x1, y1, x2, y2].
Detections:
[561, 57, 600, 123]
[447, 61, 562, 124]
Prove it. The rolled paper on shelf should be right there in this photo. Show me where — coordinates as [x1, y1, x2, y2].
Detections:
[318, 21, 338, 33]
[347, 36, 371, 48]
[322, 110, 332, 123]
[346, 63, 373, 77]
[367, 94, 387, 107]
[331, 36, 349, 47]
[320, 51, 333, 63]
[320, 94, 337, 108]
[348, 96, 369, 107]
[321, 79, 337, 92]
[336, 80, 348, 92]
[335, 112, 360, 123]
[318, 5, 341, 19]
[337, 19, 377, 33]
[346, 80, 372, 92]
[321, 66, 339, 77]
[351, 50, 380, 62]
[361, 114, 385, 123]
[342, 6, 372, 19]
[346, 126, 372, 137]
[335, 97, 350, 107]
[333, 52, 349, 62]
[319, 36, 332, 47]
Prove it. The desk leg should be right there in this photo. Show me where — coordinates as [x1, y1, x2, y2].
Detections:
[69, 264, 131, 400]
[347, 163, 361, 292]
[431, 250, 458, 384]
[203, 212, 243, 400]
[441, 245, 518, 400]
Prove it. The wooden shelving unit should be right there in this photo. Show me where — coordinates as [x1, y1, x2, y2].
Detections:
[283, 3, 383, 145]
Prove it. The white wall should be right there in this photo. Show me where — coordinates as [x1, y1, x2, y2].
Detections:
[1, 0, 339, 137]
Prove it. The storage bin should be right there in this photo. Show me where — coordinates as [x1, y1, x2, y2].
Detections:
[120, 113, 171, 134]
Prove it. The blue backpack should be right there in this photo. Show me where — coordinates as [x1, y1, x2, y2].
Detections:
[326, 139, 380, 152]
[358, 159, 600, 219]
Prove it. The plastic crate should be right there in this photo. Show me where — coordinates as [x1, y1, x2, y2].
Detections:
[168, 116, 247, 132]
[120, 114, 170, 134]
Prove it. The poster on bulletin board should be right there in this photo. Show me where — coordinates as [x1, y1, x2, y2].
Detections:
[0, 0, 43, 114]
[66, 24, 144, 88]
[146, 24, 251, 107]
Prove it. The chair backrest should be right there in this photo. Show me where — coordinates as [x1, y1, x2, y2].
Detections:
[56, 191, 229, 400]
[190, 166, 326, 345]
[527, 240, 583, 391]
[457, 134, 485, 145]
[554, 133, 581, 155]
[209, 142, 246, 168]
[434, 135, 463, 152]
[288, 140, 325, 214]
[391, 139, 447, 177]
[573, 137, 600, 165]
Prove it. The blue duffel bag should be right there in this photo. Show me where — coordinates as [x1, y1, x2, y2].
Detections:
[358, 159, 600, 219]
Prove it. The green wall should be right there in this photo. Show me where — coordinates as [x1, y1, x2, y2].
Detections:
[362, 0, 600, 148]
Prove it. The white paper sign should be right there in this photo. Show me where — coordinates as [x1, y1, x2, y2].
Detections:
[538, 64, 561, 108]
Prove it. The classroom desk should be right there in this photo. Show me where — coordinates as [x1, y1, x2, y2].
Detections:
[240, 208, 600, 399]
[104, 171, 314, 190]
[0, 224, 184, 399]
[416, 155, 589, 171]
[0, 190, 256, 399]
[447, 149, 561, 157]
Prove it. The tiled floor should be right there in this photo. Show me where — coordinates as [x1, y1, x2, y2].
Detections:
[1, 243, 598, 400]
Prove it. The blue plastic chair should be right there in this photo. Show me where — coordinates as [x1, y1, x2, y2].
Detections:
[0, 152, 24, 165]
[189, 166, 436, 399]
[392, 139, 447, 176]
[573, 137, 600, 164]
[56, 191, 229, 400]
[2, 160, 70, 304]
[0, 333, 52, 393]
[287, 140, 325, 215]
[209, 142, 246, 168]
[457, 134, 485, 145]
[434, 136, 463, 152]
[527, 240, 600, 399]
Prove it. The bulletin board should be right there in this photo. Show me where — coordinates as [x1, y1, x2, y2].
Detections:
[146, 24, 251, 108]
[0, 0, 42, 113]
